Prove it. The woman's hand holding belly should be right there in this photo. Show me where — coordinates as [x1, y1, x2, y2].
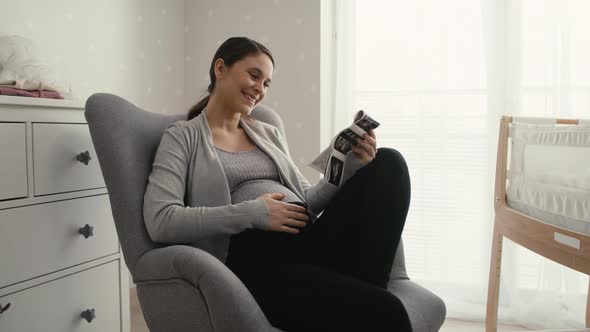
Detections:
[259, 193, 310, 234]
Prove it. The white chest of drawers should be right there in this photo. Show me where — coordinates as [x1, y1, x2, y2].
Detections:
[0, 95, 130, 332]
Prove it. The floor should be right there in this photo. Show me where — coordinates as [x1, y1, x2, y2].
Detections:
[130, 287, 530, 332]
[440, 319, 528, 332]
[130, 288, 149, 332]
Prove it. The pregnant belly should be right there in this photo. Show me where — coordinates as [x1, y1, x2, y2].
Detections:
[231, 179, 303, 204]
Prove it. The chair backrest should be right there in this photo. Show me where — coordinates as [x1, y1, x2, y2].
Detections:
[84, 93, 286, 276]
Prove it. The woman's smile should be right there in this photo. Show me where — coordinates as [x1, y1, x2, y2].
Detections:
[242, 91, 256, 106]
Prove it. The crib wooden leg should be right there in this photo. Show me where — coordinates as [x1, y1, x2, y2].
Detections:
[486, 222, 503, 332]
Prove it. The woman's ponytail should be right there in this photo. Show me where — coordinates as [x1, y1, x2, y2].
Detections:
[187, 94, 210, 120]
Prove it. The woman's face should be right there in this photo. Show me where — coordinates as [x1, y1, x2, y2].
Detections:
[215, 53, 273, 116]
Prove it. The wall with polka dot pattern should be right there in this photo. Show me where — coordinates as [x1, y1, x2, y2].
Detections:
[0, 0, 323, 181]
[184, 0, 322, 181]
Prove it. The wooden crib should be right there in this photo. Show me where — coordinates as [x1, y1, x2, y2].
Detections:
[486, 116, 590, 332]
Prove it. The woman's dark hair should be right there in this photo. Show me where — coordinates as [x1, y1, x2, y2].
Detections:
[188, 37, 275, 121]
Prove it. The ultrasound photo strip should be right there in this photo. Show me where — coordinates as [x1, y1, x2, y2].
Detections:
[309, 110, 380, 187]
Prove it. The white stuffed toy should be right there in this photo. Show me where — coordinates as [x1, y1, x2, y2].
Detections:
[0, 35, 71, 96]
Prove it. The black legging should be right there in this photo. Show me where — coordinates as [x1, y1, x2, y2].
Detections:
[226, 148, 412, 332]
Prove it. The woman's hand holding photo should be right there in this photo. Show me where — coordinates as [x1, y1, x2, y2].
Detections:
[352, 128, 377, 166]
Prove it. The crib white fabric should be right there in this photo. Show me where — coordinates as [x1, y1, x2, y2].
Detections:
[507, 122, 590, 235]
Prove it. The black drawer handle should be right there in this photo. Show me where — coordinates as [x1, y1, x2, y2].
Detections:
[79, 224, 94, 239]
[81, 308, 96, 323]
[0, 302, 10, 314]
[76, 151, 92, 165]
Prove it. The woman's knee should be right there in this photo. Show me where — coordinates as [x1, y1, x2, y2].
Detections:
[374, 148, 408, 173]
[370, 148, 411, 202]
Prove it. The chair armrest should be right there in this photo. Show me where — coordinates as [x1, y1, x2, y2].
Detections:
[390, 239, 410, 280]
[134, 245, 280, 332]
[388, 280, 446, 332]
[387, 240, 447, 332]
[134, 245, 227, 284]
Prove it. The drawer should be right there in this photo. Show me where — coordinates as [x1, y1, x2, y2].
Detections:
[33, 123, 105, 196]
[0, 122, 27, 201]
[0, 195, 119, 288]
[0, 260, 121, 332]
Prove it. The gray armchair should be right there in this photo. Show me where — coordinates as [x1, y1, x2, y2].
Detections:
[85, 93, 446, 332]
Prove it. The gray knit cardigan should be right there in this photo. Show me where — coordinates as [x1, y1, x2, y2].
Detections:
[143, 110, 354, 263]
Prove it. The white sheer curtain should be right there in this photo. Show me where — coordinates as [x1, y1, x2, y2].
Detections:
[486, 0, 588, 328]
[324, 0, 589, 329]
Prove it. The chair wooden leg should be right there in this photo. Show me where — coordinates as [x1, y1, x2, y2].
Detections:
[486, 223, 503, 332]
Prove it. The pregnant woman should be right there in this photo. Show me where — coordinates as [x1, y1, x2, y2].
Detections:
[143, 36, 412, 332]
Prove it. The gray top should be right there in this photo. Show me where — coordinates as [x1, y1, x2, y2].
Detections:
[143, 109, 362, 263]
[215, 145, 304, 205]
